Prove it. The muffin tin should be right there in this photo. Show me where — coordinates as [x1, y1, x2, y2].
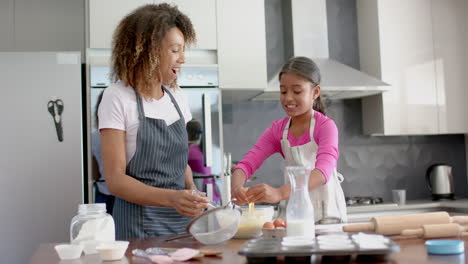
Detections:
[238, 233, 399, 263]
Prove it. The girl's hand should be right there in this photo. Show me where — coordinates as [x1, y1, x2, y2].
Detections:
[232, 186, 249, 205]
[246, 184, 282, 204]
[170, 190, 209, 218]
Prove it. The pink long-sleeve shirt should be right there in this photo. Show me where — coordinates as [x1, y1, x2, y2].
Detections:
[235, 111, 339, 183]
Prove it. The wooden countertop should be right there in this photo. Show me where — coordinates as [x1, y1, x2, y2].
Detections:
[30, 235, 468, 264]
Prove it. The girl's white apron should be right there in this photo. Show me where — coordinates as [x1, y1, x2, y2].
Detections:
[281, 112, 347, 223]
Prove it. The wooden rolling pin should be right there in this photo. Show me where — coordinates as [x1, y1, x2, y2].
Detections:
[343, 212, 468, 235]
[401, 223, 468, 238]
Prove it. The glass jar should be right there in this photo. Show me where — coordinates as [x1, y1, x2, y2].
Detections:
[70, 203, 115, 244]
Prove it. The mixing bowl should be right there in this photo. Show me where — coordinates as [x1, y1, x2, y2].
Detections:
[234, 205, 274, 239]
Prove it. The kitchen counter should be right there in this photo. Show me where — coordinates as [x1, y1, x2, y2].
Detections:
[347, 199, 468, 213]
[31, 234, 468, 263]
[347, 199, 468, 222]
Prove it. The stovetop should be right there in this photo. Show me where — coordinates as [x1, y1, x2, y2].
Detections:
[346, 196, 384, 206]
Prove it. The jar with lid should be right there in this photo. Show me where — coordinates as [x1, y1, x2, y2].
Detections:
[70, 203, 115, 244]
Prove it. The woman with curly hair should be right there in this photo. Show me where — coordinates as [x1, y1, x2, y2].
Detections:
[98, 3, 209, 239]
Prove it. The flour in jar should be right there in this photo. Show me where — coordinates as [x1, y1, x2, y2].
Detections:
[72, 215, 115, 244]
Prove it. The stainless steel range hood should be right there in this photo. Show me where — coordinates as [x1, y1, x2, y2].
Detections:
[254, 0, 388, 100]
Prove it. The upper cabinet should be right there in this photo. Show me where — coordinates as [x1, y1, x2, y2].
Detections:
[216, 0, 267, 90]
[157, 0, 217, 50]
[431, 0, 468, 134]
[89, 0, 216, 50]
[357, 0, 468, 135]
[0, 0, 84, 59]
[89, 0, 151, 49]
[0, 0, 14, 51]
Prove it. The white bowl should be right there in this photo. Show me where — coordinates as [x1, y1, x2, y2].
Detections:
[54, 244, 83, 260]
[79, 240, 99, 255]
[96, 241, 129, 261]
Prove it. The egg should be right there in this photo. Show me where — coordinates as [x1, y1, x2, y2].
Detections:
[273, 218, 286, 228]
[262, 221, 275, 229]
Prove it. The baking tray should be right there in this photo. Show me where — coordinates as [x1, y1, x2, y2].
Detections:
[238, 233, 400, 263]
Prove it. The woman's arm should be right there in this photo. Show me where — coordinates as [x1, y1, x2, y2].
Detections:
[101, 129, 208, 217]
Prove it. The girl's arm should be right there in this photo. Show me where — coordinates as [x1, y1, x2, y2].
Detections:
[101, 128, 208, 217]
[245, 169, 325, 203]
[314, 118, 339, 183]
[231, 122, 282, 203]
[231, 169, 249, 204]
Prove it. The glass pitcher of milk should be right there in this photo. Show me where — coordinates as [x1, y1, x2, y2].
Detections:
[285, 166, 315, 238]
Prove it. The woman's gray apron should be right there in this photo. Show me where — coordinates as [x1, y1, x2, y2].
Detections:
[113, 87, 190, 239]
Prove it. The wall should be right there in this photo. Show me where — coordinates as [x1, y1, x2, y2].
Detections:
[223, 0, 468, 202]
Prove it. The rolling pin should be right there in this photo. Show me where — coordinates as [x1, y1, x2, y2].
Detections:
[401, 223, 468, 238]
[343, 212, 468, 235]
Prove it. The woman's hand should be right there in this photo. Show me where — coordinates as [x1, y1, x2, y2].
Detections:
[170, 190, 209, 218]
[246, 184, 282, 204]
[232, 186, 249, 205]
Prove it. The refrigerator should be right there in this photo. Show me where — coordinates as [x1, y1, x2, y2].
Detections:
[0, 52, 84, 263]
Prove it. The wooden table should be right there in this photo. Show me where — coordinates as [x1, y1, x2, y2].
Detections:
[30, 235, 468, 263]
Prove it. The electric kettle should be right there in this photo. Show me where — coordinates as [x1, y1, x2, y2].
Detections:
[426, 164, 455, 200]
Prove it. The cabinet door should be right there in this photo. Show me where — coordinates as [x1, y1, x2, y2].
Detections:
[431, 0, 468, 134]
[155, 0, 217, 50]
[14, 0, 84, 54]
[0, 0, 13, 50]
[216, 0, 267, 89]
[360, 0, 438, 135]
[89, 0, 151, 49]
[380, 0, 438, 135]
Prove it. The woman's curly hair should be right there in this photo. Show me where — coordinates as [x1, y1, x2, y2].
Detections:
[111, 3, 196, 97]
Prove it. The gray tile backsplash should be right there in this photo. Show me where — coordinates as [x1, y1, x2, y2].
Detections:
[222, 0, 468, 202]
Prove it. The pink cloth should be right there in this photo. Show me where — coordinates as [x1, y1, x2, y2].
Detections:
[188, 144, 220, 201]
[188, 144, 212, 176]
[235, 111, 339, 182]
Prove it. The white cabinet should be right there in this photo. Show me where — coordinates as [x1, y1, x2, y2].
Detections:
[89, 0, 216, 50]
[358, 0, 468, 135]
[154, 0, 216, 50]
[216, 0, 267, 90]
[89, 0, 151, 49]
[0, 0, 84, 55]
[358, 0, 438, 135]
[0, 0, 13, 50]
[431, 0, 468, 134]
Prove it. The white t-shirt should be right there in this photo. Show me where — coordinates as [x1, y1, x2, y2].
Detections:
[98, 81, 192, 163]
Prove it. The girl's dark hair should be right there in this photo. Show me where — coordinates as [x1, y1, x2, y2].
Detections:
[279, 56, 326, 115]
[186, 119, 202, 141]
[111, 3, 196, 98]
